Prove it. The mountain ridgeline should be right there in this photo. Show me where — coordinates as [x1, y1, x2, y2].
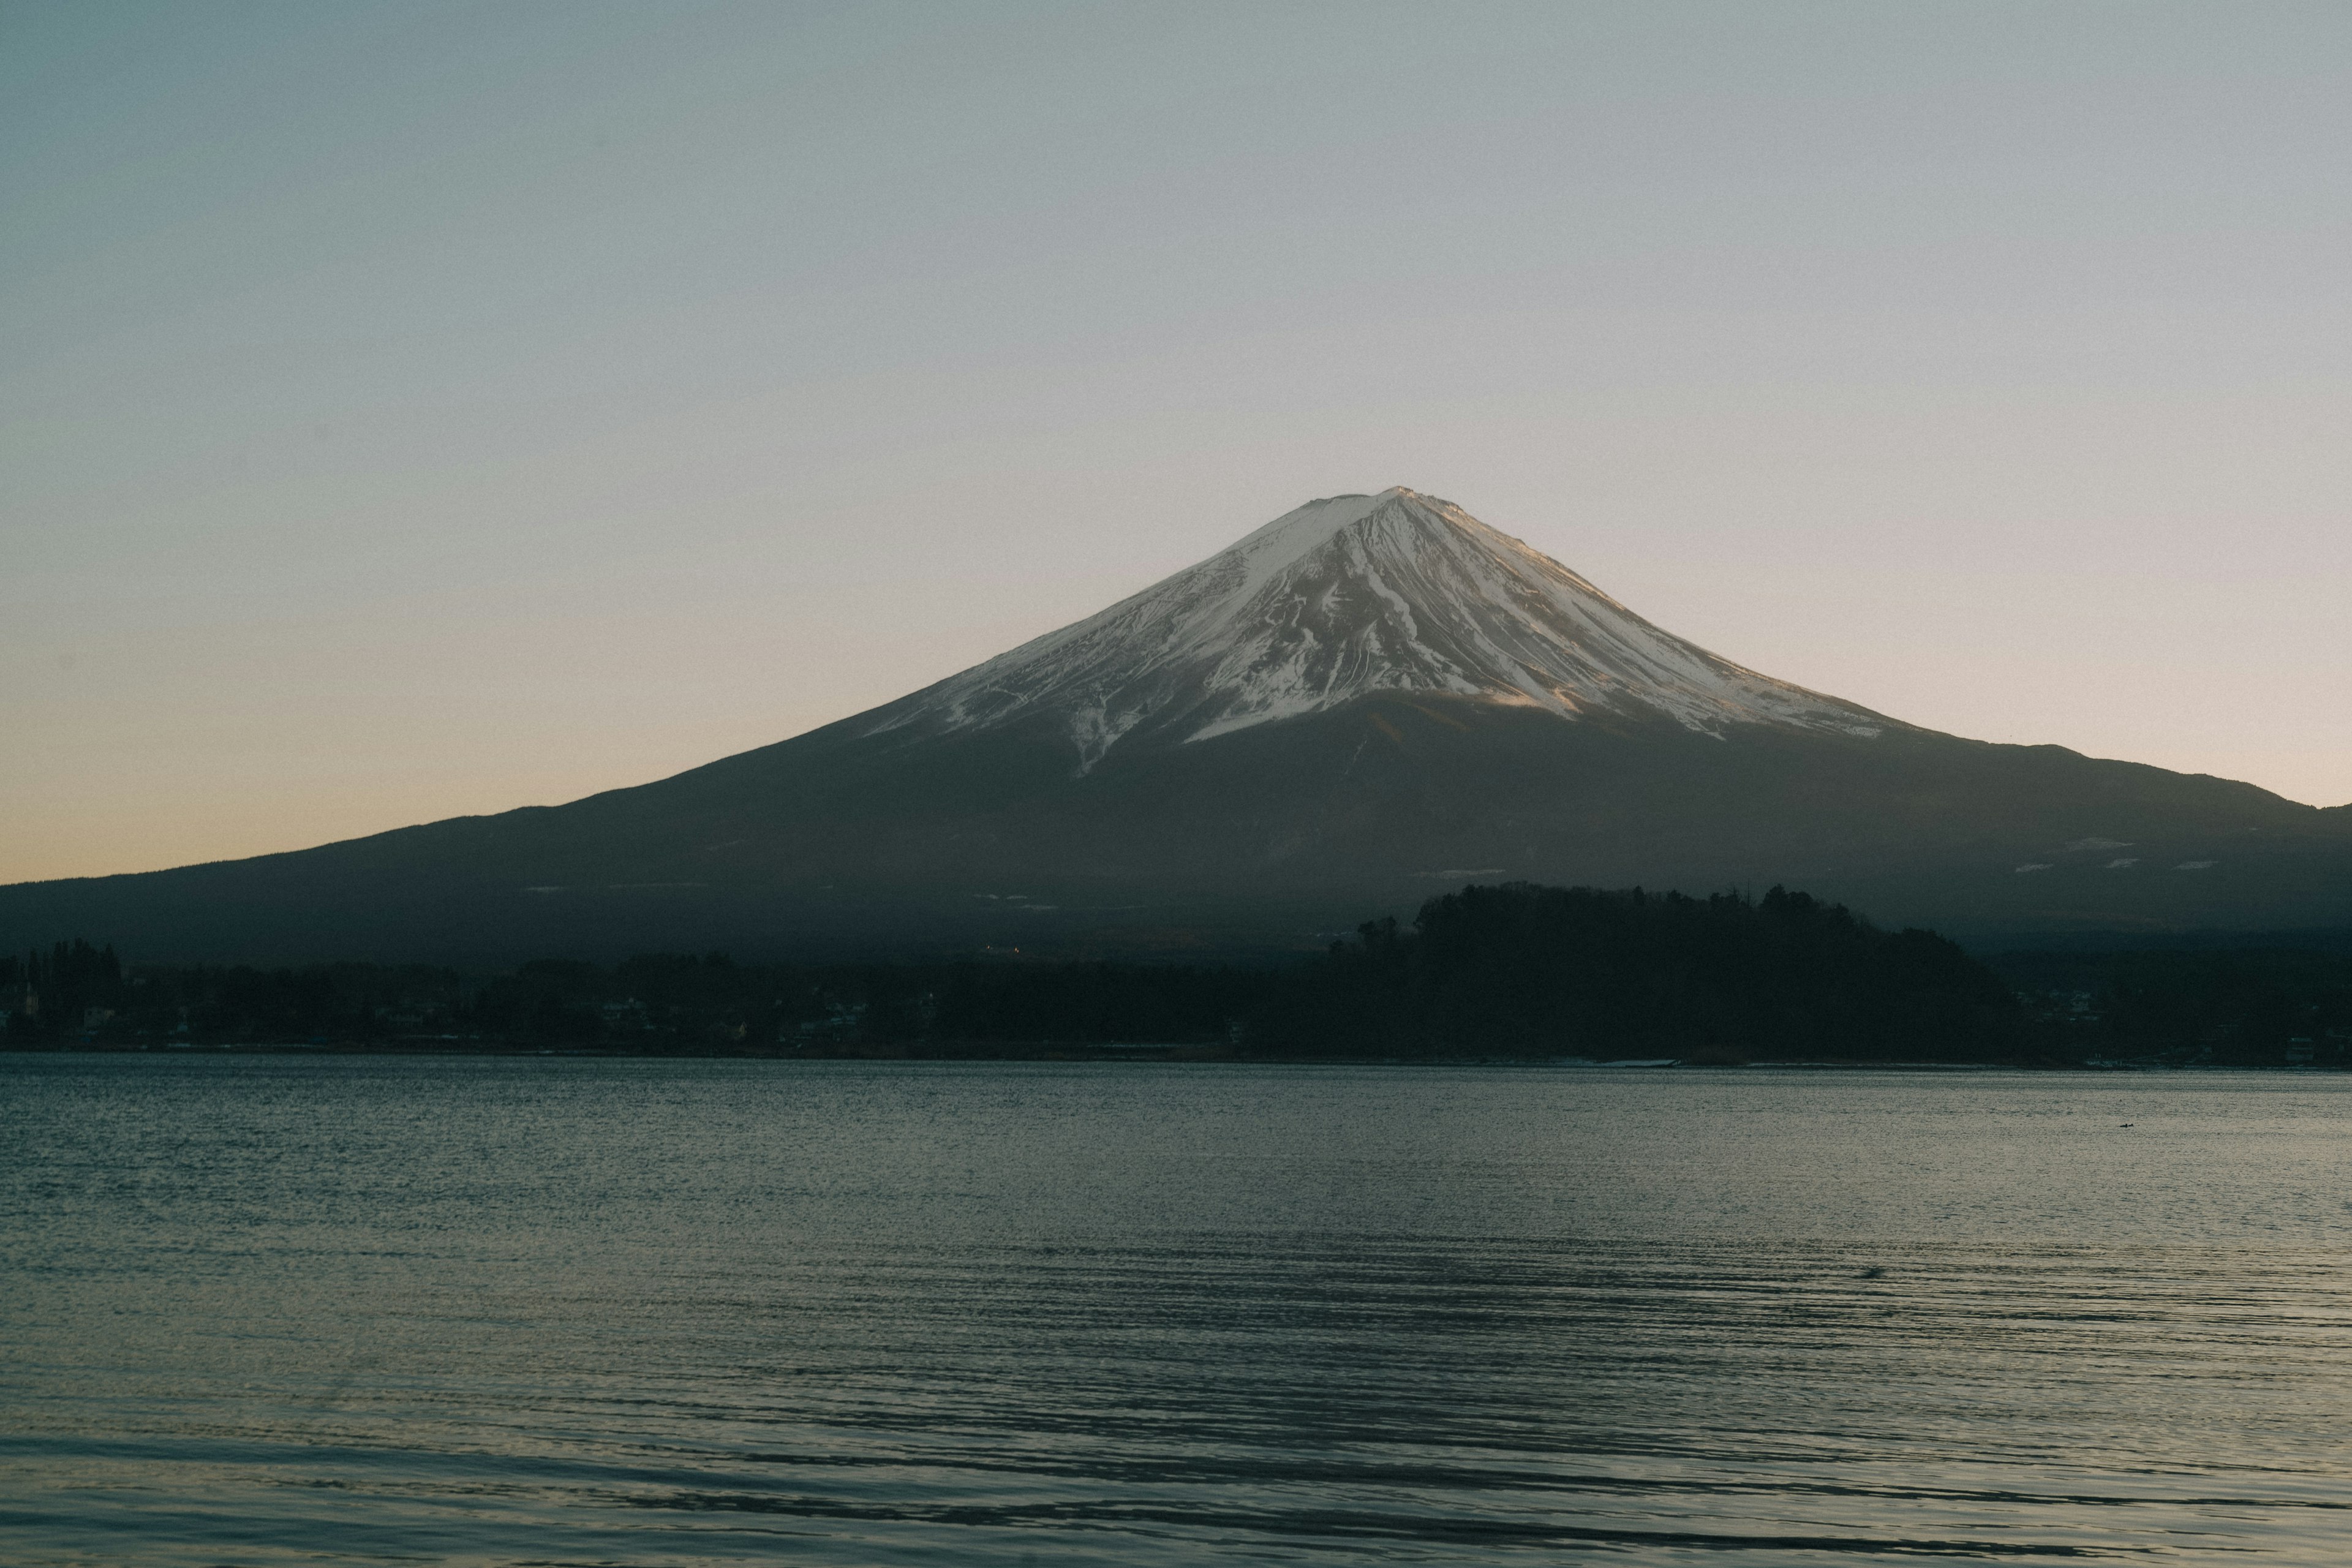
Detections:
[5, 488, 2347, 962]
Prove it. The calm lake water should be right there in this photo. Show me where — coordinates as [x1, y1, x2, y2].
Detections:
[3, 1057, 2348, 1566]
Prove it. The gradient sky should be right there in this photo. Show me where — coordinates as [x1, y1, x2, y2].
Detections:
[7, 1, 2348, 886]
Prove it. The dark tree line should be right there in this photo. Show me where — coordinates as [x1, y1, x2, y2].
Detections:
[2, 943, 470, 1047]
[1993, 947, 2352, 1065]
[8, 882, 2345, 1064]
[0, 943, 1267, 1054]
[2, 940, 127, 1038]
[1252, 883, 2017, 1060]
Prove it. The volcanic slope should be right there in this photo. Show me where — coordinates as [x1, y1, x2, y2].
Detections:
[6, 488, 2347, 960]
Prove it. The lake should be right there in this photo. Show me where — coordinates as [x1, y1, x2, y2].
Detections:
[3, 1055, 2348, 1564]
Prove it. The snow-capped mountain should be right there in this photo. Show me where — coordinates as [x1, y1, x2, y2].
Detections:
[7, 485, 2345, 962]
[869, 488, 1888, 769]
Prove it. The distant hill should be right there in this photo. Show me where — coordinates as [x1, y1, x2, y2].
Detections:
[6, 488, 2347, 962]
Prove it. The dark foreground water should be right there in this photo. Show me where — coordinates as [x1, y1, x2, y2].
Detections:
[3, 1058, 2348, 1565]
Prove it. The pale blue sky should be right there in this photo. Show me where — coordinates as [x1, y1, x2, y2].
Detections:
[7, 1, 2348, 881]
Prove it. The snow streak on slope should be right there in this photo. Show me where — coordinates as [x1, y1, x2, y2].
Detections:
[867, 488, 1890, 768]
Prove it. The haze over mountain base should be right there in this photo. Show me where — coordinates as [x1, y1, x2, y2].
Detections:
[7, 491, 2346, 962]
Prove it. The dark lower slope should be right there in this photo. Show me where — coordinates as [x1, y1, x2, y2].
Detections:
[4, 696, 2347, 962]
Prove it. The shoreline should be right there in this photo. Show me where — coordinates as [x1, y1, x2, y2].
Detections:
[6, 1042, 2339, 1072]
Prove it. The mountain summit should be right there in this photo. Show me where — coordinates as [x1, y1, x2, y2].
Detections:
[5, 489, 2346, 960]
[873, 487, 1885, 768]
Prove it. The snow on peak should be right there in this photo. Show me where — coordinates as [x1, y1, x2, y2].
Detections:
[864, 488, 1890, 767]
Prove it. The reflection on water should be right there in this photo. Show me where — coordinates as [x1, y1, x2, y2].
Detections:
[2, 1057, 2347, 1564]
